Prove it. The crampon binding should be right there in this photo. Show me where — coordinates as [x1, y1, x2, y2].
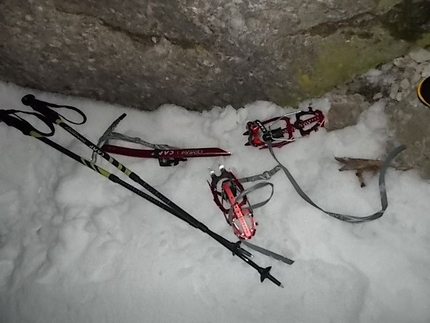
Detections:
[208, 165, 257, 240]
[244, 107, 325, 148]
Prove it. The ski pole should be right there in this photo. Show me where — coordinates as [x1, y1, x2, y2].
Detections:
[21, 95, 200, 217]
[2, 100, 284, 287]
[43, 130, 283, 287]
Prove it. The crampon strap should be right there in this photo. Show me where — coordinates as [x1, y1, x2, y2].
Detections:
[265, 141, 406, 223]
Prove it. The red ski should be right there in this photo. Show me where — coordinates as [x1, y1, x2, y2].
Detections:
[102, 144, 231, 166]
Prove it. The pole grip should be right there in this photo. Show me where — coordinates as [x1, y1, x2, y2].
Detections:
[22, 94, 61, 123]
[0, 110, 55, 137]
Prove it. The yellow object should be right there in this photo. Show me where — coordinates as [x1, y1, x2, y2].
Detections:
[417, 76, 430, 108]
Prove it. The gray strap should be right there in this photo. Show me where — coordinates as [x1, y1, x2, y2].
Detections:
[266, 142, 406, 223]
[102, 132, 176, 150]
[238, 165, 282, 183]
[231, 167, 279, 213]
[236, 181, 274, 210]
[227, 181, 274, 224]
[241, 240, 294, 265]
[92, 113, 176, 162]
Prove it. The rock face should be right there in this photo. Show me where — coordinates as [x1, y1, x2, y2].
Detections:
[0, 0, 429, 111]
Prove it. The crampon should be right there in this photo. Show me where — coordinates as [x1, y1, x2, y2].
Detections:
[207, 165, 294, 265]
[244, 107, 325, 148]
[208, 165, 257, 240]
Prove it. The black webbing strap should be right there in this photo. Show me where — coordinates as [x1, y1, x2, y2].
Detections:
[21, 94, 87, 125]
[0, 109, 55, 137]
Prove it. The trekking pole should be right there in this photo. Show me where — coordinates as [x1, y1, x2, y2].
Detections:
[1, 99, 284, 287]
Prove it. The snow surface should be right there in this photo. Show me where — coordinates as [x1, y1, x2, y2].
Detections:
[0, 80, 430, 323]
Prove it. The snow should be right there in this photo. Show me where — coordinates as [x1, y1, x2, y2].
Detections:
[1, 80, 430, 323]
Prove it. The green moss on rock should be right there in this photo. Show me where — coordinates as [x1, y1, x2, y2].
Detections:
[415, 32, 430, 49]
[282, 0, 430, 105]
[376, 0, 403, 13]
[295, 28, 410, 99]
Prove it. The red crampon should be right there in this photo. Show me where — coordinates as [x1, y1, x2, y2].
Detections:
[244, 107, 325, 148]
[208, 165, 257, 240]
